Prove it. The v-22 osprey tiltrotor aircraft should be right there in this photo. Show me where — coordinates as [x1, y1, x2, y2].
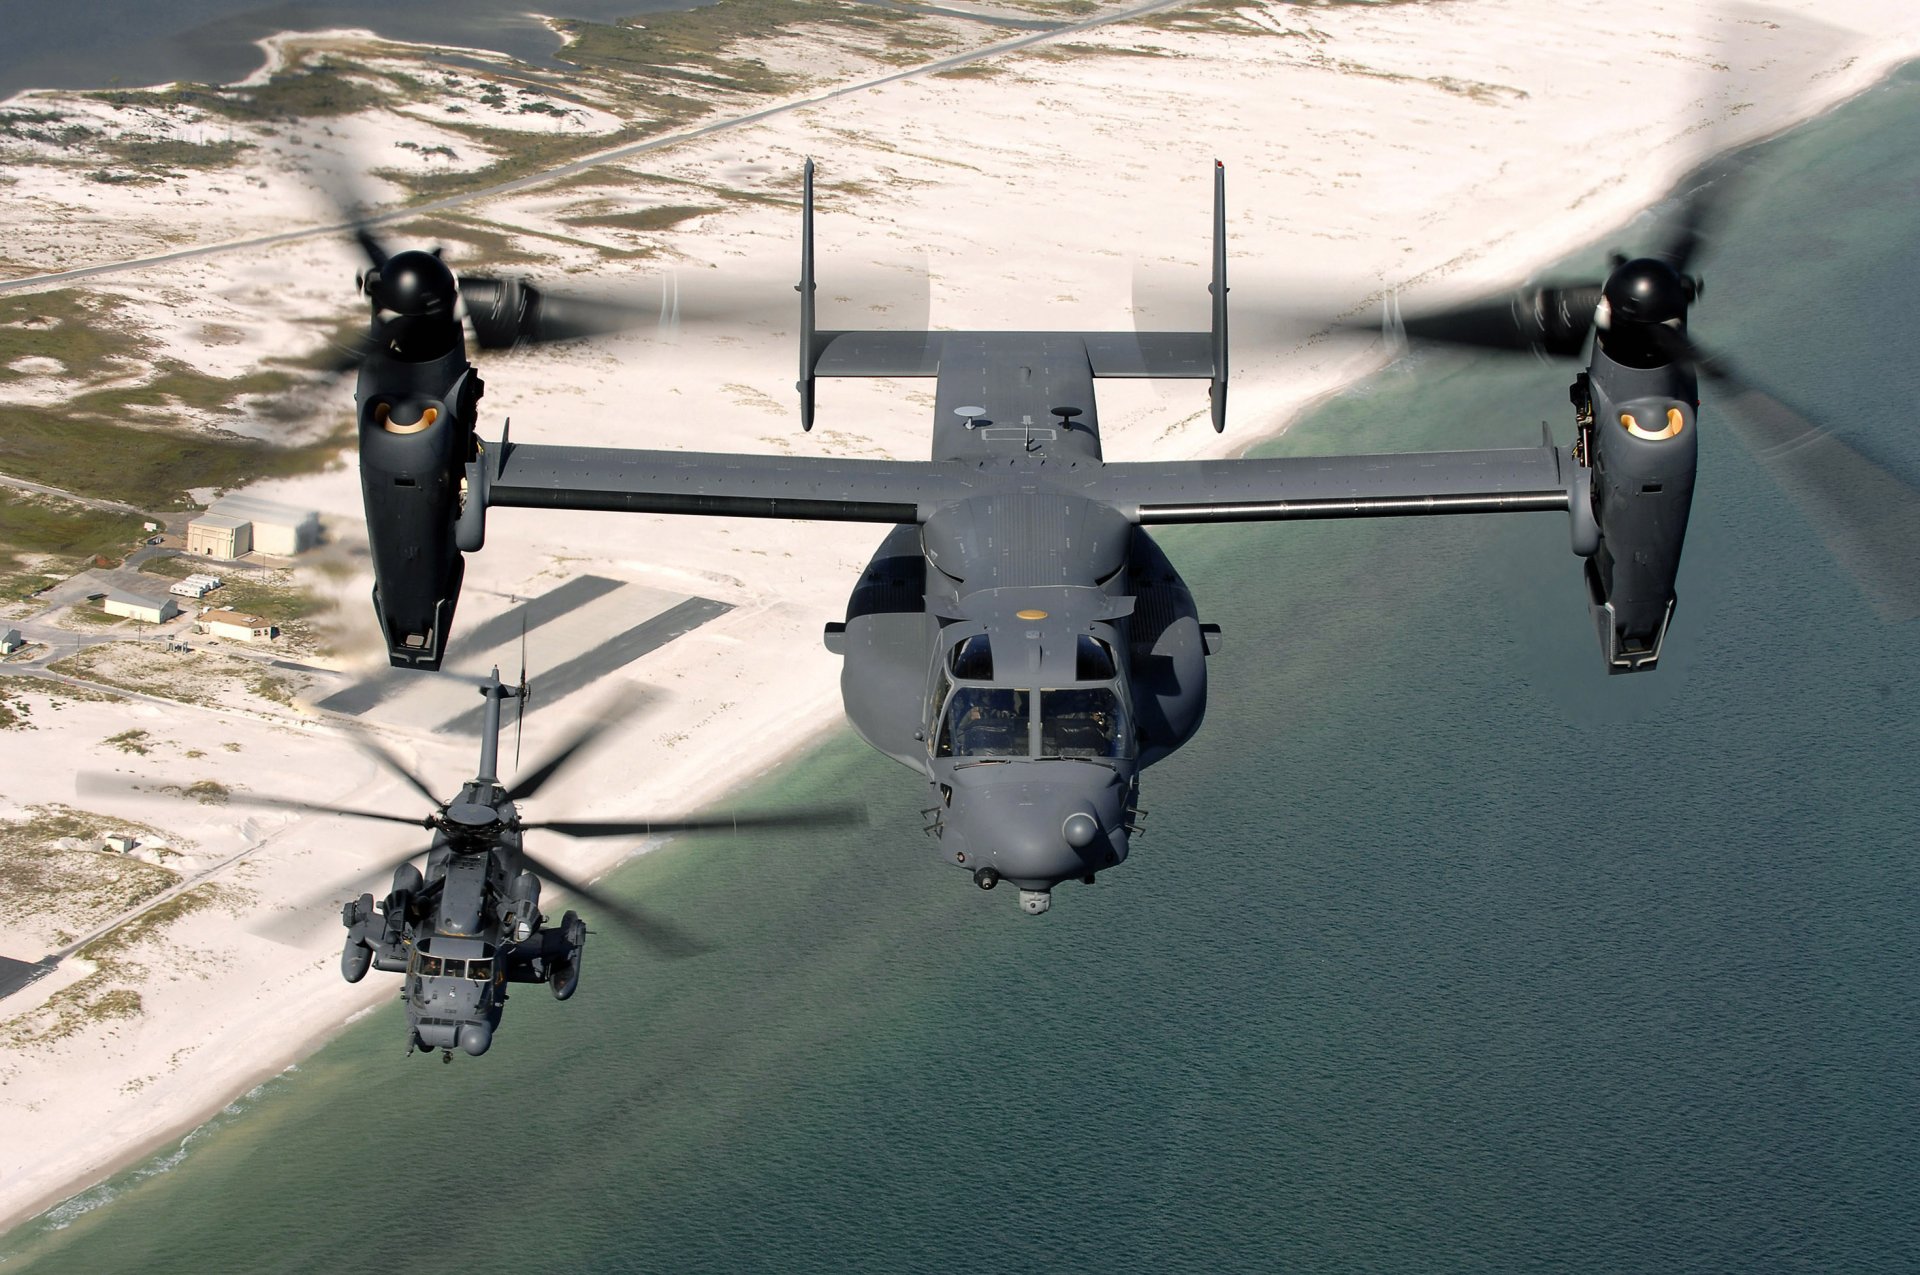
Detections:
[343, 160, 1918, 917]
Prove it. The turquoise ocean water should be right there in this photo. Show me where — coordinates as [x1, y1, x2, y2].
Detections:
[5, 62, 1919, 1275]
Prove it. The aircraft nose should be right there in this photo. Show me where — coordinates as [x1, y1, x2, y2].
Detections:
[945, 768, 1129, 889]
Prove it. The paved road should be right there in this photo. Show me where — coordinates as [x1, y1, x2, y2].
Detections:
[0, 472, 151, 517]
[0, 0, 1194, 293]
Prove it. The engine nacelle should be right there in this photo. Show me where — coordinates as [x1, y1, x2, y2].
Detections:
[1577, 353, 1699, 674]
[356, 347, 485, 670]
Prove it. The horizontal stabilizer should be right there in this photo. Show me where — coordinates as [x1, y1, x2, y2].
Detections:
[813, 330, 943, 377]
[1085, 331, 1213, 379]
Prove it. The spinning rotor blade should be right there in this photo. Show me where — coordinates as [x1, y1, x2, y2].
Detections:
[219, 791, 429, 827]
[341, 726, 445, 811]
[505, 706, 621, 803]
[1377, 283, 1605, 359]
[522, 850, 707, 959]
[522, 802, 869, 839]
[73, 771, 424, 827]
[251, 844, 434, 945]
[1647, 327, 1920, 622]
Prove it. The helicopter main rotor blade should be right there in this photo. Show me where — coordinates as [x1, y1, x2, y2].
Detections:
[251, 844, 436, 945]
[73, 771, 426, 828]
[504, 706, 620, 804]
[521, 802, 869, 839]
[341, 726, 445, 811]
[521, 850, 707, 960]
[1649, 326, 1920, 622]
[221, 791, 430, 827]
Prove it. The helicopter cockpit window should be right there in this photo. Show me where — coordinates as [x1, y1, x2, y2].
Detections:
[1074, 635, 1116, 681]
[468, 959, 493, 982]
[936, 687, 1031, 758]
[418, 955, 443, 977]
[440, 959, 466, 979]
[949, 634, 993, 680]
[1040, 687, 1132, 759]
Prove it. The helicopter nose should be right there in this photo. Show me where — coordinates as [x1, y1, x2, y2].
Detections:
[945, 768, 1128, 889]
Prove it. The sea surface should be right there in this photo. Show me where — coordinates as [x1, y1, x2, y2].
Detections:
[5, 60, 1920, 1275]
[0, 2, 710, 102]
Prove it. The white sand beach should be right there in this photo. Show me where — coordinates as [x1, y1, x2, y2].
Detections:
[2, 0, 1917, 1233]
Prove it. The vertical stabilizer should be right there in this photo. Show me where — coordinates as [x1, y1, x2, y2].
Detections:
[797, 158, 818, 432]
[1209, 160, 1229, 433]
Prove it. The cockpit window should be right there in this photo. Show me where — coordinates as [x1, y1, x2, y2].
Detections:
[936, 687, 1031, 758]
[950, 634, 993, 680]
[468, 959, 493, 982]
[1040, 687, 1132, 759]
[417, 955, 443, 977]
[1075, 635, 1116, 681]
[440, 959, 466, 979]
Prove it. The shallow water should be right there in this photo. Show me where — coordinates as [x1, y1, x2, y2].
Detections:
[0, 1, 708, 101]
[5, 60, 1919, 1275]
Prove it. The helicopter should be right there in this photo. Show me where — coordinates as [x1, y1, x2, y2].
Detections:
[194, 668, 858, 1060]
[339, 158, 1919, 919]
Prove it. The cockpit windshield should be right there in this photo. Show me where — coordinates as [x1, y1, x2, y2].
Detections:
[1040, 687, 1131, 759]
[936, 687, 1031, 758]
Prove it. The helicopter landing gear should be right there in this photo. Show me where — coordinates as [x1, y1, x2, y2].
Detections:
[443, 1050, 453, 1065]
[1018, 889, 1052, 916]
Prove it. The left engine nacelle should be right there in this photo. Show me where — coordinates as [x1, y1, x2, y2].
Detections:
[1576, 352, 1699, 674]
[357, 349, 486, 670]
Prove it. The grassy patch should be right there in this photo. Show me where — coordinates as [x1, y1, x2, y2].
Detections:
[91, 60, 393, 122]
[0, 406, 349, 510]
[0, 804, 179, 937]
[0, 489, 146, 559]
[560, 204, 721, 233]
[105, 728, 153, 755]
[47, 645, 215, 706]
[0, 290, 147, 385]
[5, 883, 241, 1049]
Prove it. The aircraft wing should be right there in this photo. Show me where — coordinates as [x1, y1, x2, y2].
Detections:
[485, 440, 978, 523]
[1087, 445, 1574, 523]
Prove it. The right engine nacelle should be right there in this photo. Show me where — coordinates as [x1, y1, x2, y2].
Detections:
[356, 347, 486, 670]
[1577, 353, 1699, 674]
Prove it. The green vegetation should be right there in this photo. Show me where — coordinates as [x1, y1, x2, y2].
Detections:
[47, 645, 213, 705]
[561, 204, 721, 234]
[92, 60, 392, 122]
[141, 556, 329, 630]
[6, 883, 241, 1048]
[182, 779, 229, 804]
[0, 405, 349, 510]
[0, 489, 145, 557]
[0, 683, 27, 730]
[0, 290, 146, 385]
[105, 728, 152, 755]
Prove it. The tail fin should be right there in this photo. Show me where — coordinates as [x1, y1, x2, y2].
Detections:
[1209, 159, 1229, 432]
[797, 158, 818, 432]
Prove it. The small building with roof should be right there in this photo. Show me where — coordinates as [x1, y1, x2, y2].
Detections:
[185, 511, 252, 560]
[208, 495, 320, 557]
[169, 573, 223, 599]
[103, 591, 180, 624]
[0, 629, 23, 654]
[198, 608, 275, 642]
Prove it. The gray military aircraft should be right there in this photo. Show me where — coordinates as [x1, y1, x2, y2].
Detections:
[344, 160, 1918, 917]
[190, 670, 856, 1059]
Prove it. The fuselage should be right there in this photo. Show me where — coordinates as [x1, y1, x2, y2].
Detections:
[832, 334, 1213, 909]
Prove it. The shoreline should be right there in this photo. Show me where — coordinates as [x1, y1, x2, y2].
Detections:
[6, 0, 1920, 1241]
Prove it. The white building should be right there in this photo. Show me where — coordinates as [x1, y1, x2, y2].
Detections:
[208, 496, 320, 557]
[185, 511, 251, 559]
[199, 608, 275, 642]
[0, 629, 22, 654]
[169, 573, 223, 599]
[103, 591, 180, 624]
